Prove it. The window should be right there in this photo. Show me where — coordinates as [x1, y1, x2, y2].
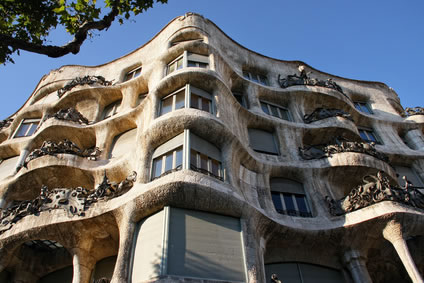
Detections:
[354, 101, 373, 114]
[137, 93, 147, 105]
[248, 128, 279, 155]
[131, 208, 246, 282]
[123, 66, 142, 82]
[270, 178, 312, 217]
[159, 85, 213, 116]
[13, 118, 40, 138]
[243, 70, 268, 85]
[102, 100, 122, 119]
[260, 101, 291, 121]
[151, 131, 223, 181]
[358, 128, 381, 144]
[167, 51, 209, 75]
[233, 92, 247, 108]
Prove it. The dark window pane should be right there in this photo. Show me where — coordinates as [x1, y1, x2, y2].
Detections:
[191, 94, 200, 110]
[200, 154, 208, 171]
[211, 159, 220, 177]
[251, 74, 259, 83]
[280, 109, 290, 121]
[201, 97, 211, 112]
[234, 94, 245, 106]
[261, 103, 270, 115]
[359, 130, 368, 141]
[175, 148, 183, 169]
[271, 192, 283, 213]
[15, 123, 30, 137]
[295, 195, 309, 215]
[176, 58, 183, 70]
[283, 193, 296, 215]
[243, 72, 250, 79]
[270, 105, 279, 117]
[175, 91, 185, 110]
[190, 150, 198, 168]
[161, 96, 173, 115]
[198, 62, 208, 68]
[187, 60, 197, 67]
[165, 152, 173, 172]
[152, 158, 162, 178]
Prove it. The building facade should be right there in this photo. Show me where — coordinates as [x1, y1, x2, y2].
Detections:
[0, 13, 424, 283]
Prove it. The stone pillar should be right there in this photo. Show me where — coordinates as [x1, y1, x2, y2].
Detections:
[111, 215, 136, 283]
[240, 216, 262, 283]
[343, 250, 372, 283]
[71, 247, 96, 283]
[404, 129, 424, 151]
[383, 221, 424, 283]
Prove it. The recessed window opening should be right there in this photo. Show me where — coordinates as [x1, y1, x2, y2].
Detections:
[243, 70, 268, 85]
[358, 128, 381, 144]
[260, 101, 291, 121]
[270, 178, 312, 217]
[123, 66, 142, 82]
[151, 131, 223, 181]
[233, 92, 247, 108]
[24, 239, 64, 251]
[354, 101, 373, 114]
[13, 118, 40, 138]
[103, 100, 122, 120]
[159, 84, 213, 117]
[248, 128, 279, 155]
[167, 51, 209, 75]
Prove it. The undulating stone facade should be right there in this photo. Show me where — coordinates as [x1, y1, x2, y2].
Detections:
[0, 13, 424, 283]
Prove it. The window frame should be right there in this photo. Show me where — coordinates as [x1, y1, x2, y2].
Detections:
[260, 100, 291, 121]
[243, 70, 268, 86]
[354, 101, 373, 114]
[166, 51, 209, 75]
[102, 100, 122, 120]
[12, 118, 40, 138]
[358, 127, 381, 144]
[150, 130, 224, 181]
[270, 178, 312, 218]
[123, 66, 142, 82]
[158, 84, 214, 117]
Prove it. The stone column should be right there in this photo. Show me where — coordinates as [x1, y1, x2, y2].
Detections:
[383, 221, 424, 283]
[71, 247, 96, 283]
[111, 214, 136, 283]
[404, 129, 424, 151]
[343, 250, 372, 283]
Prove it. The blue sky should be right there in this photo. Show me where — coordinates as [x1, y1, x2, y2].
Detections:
[0, 0, 423, 120]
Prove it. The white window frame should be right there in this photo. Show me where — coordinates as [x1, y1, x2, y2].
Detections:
[354, 101, 373, 114]
[243, 70, 268, 85]
[123, 66, 142, 82]
[166, 51, 209, 75]
[151, 130, 223, 181]
[12, 118, 40, 138]
[260, 100, 291, 121]
[158, 84, 214, 117]
[102, 100, 122, 120]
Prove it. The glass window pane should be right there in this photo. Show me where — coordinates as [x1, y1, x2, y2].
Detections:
[134, 68, 141, 77]
[261, 103, 270, 115]
[168, 62, 175, 74]
[280, 109, 289, 121]
[367, 131, 377, 142]
[359, 130, 368, 141]
[27, 123, 39, 136]
[259, 75, 268, 85]
[165, 152, 173, 172]
[190, 150, 198, 169]
[191, 94, 200, 110]
[211, 159, 220, 177]
[271, 192, 283, 213]
[270, 105, 279, 117]
[243, 72, 250, 79]
[295, 195, 309, 216]
[283, 193, 296, 215]
[234, 94, 244, 106]
[176, 58, 183, 70]
[175, 91, 185, 110]
[15, 123, 31, 137]
[202, 97, 211, 112]
[200, 154, 208, 171]
[175, 148, 183, 169]
[187, 60, 197, 67]
[161, 96, 173, 115]
[152, 158, 162, 178]
[251, 74, 259, 83]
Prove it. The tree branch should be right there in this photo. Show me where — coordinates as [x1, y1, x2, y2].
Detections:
[0, 3, 119, 58]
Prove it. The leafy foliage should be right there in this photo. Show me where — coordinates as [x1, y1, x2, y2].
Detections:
[0, 0, 167, 64]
